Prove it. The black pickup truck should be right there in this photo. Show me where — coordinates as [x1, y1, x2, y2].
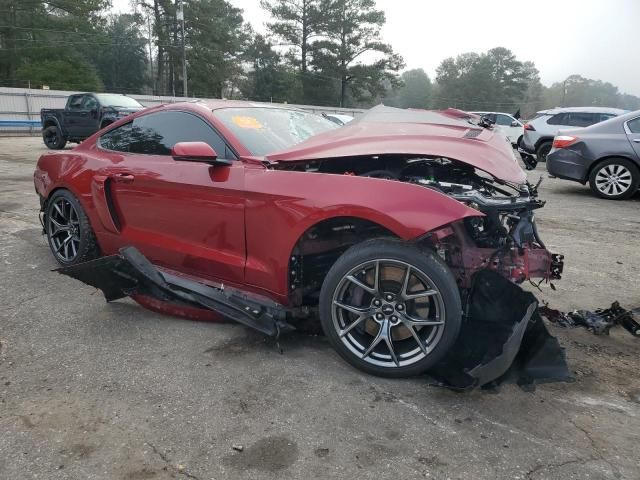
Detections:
[41, 93, 144, 149]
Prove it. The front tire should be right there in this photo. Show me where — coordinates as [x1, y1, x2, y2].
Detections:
[42, 125, 67, 150]
[319, 239, 462, 378]
[45, 189, 99, 265]
[589, 158, 639, 200]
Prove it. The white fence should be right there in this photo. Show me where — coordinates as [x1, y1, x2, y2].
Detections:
[0, 86, 364, 134]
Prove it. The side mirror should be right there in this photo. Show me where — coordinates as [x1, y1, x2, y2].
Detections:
[511, 120, 520, 127]
[171, 142, 231, 166]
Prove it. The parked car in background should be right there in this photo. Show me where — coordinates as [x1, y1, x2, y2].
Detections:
[41, 93, 144, 149]
[547, 110, 640, 200]
[324, 113, 354, 126]
[471, 111, 523, 147]
[521, 107, 626, 162]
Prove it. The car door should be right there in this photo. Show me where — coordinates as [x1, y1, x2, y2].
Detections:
[64, 94, 86, 137]
[495, 114, 522, 143]
[625, 116, 640, 159]
[96, 110, 246, 285]
[81, 95, 102, 136]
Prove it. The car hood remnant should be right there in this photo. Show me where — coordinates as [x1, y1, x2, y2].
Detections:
[540, 302, 640, 337]
[266, 105, 526, 184]
[428, 270, 571, 391]
[58, 248, 570, 391]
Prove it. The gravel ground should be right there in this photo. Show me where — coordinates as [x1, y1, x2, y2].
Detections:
[1, 137, 639, 480]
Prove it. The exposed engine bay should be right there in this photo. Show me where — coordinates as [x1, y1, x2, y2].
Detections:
[278, 155, 564, 288]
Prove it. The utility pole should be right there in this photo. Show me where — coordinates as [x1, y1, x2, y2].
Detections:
[147, 15, 155, 94]
[177, 0, 188, 97]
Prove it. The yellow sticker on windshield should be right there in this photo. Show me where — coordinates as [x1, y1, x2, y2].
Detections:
[232, 116, 263, 129]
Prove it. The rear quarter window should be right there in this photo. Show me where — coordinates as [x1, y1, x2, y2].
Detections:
[627, 117, 640, 134]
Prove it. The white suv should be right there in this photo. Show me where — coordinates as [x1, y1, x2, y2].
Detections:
[471, 112, 523, 147]
[521, 107, 626, 162]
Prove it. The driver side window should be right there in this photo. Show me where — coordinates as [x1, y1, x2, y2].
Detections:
[68, 95, 84, 111]
[82, 96, 98, 111]
[99, 111, 236, 159]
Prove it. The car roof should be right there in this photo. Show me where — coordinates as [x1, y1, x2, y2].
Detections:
[470, 111, 515, 116]
[535, 106, 627, 115]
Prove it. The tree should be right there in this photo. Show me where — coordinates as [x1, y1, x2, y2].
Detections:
[434, 48, 534, 112]
[385, 69, 432, 109]
[15, 58, 103, 90]
[93, 14, 148, 93]
[261, 0, 326, 101]
[240, 34, 300, 102]
[184, 0, 250, 98]
[311, 0, 403, 107]
[0, 0, 109, 88]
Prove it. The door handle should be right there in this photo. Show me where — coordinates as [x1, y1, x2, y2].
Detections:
[633, 139, 640, 143]
[112, 173, 135, 184]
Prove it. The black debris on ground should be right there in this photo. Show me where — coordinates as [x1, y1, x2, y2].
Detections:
[540, 302, 640, 337]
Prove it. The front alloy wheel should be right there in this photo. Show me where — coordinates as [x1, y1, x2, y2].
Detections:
[320, 240, 462, 378]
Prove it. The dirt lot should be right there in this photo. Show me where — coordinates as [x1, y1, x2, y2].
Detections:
[1, 136, 639, 480]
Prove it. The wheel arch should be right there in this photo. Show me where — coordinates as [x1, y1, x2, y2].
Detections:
[535, 137, 553, 153]
[42, 117, 62, 131]
[287, 215, 406, 306]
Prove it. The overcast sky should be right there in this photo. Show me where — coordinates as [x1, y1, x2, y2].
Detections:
[113, 0, 640, 96]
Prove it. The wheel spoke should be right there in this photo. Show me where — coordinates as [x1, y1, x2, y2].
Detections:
[362, 324, 384, 359]
[49, 217, 66, 230]
[52, 202, 65, 219]
[398, 311, 443, 327]
[55, 234, 71, 253]
[403, 288, 439, 300]
[362, 319, 398, 366]
[339, 315, 368, 338]
[372, 260, 381, 294]
[333, 300, 371, 316]
[346, 274, 377, 295]
[400, 265, 411, 298]
[404, 322, 428, 356]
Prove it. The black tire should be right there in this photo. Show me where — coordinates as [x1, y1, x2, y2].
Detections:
[45, 189, 99, 266]
[319, 239, 462, 378]
[42, 125, 67, 150]
[588, 158, 639, 200]
[536, 141, 552, 162]
[516, 135, 524, 149]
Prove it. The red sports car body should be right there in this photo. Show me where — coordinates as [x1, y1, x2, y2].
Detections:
[34, 101, 565, 386]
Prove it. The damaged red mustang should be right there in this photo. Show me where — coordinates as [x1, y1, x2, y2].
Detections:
[34, 102, 567, 389]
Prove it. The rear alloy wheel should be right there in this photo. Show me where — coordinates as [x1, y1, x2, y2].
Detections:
[536, 142, 552, 162]
[319, 239, 461, 378]
[589, 158, 639, 200]
[42, 125, 67, 150]
[45, 190, 99, 265]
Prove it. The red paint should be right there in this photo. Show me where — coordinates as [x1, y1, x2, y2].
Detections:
[131, 294, 226, 322]
[34, 101, 535, 306]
